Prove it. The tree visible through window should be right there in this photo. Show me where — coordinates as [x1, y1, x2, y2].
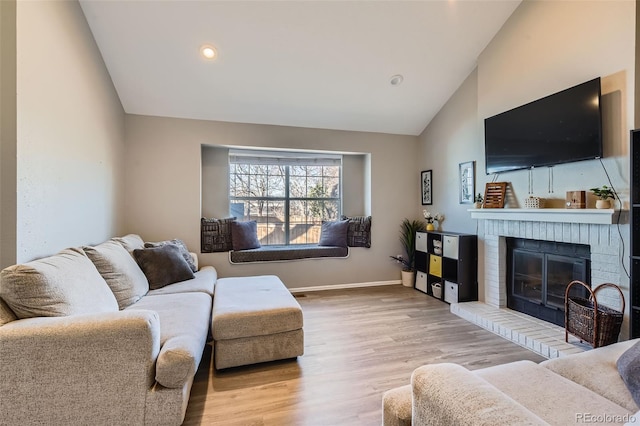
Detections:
[229, 150, 341, 245]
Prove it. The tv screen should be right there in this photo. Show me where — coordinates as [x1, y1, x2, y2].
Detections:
[484, 78, 603, 175]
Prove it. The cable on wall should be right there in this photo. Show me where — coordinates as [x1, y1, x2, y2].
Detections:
[598, 158, 629, 279]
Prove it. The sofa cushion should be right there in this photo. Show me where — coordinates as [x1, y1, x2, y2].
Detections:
[411, 363, 547, 425]
[618, 341, 640, 408]
[542, 339, 638, 412]
[318, 220, 349, 247]
[125, 292, 211, 388]
[133, 245, 195, 290]
[0, 248, 119, 318]
[111, 234, 145, 253]
[144, 239, 197, 273]
[231, 220, 261, 250]
[147, 266, 217, 297]
[476, 360, 632, 424]
[84, 240, 150, 310]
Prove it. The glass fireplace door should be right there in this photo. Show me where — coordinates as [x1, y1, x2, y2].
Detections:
[546, 254, 589, 309]
[512, 249, 543, 303]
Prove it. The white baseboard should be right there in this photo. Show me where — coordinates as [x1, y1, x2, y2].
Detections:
[289, 280, 401, 293]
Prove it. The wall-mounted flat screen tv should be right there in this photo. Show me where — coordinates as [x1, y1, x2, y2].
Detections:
[484, 77, 603, 175]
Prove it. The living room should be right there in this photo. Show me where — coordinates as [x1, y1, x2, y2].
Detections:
[0, 0, 637, 425]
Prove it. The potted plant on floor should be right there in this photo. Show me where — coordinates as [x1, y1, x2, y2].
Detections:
[390, 218, 427, 287]
[590, 185, 615, 209]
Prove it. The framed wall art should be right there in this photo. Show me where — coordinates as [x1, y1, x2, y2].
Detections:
[459, 161, 475, 204]
[421, 170, 432, 205]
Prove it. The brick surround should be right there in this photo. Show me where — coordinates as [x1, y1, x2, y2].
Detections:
[483, 219, 623, 316]
[450, 216, 625, 358]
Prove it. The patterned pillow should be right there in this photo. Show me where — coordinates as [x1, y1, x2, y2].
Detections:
[341, 215, 372, 248]
[231, 221, 261, 251]
[144, 239, 197, 272]
[201, 217, 236, 253]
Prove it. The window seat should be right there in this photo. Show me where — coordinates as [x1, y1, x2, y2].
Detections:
[229, 244, 349, 264]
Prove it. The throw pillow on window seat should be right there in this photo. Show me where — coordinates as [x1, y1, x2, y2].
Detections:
[341, 215, 372, 248]
[318, 220, 349, 248]
[133, 244, 195, 290]
[231, 221, 261, 251]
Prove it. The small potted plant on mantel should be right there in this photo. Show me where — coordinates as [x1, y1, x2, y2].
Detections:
[590, 185, 615, 209]
[474, 193, 484, 209]
[390, 218, 426, 287]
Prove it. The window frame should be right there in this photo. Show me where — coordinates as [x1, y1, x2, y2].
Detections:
[228, 150, 342, 246]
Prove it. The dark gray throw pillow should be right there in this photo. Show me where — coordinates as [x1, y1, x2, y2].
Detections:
[231, 221, 261, 251]
[144, 239, 197, 272]
[318, 220, 349, 247]
[133, 245, 195, 290]
[617, 341, 640, 407]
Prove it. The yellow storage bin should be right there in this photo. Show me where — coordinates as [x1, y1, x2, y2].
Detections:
[429, 254, 442, 277]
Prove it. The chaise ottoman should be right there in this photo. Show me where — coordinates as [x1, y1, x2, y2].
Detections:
[212, 275, 304, 369]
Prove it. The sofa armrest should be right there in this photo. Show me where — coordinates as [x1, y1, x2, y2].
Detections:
[411, 363, 548, 426]
[0, 310, 161, 425]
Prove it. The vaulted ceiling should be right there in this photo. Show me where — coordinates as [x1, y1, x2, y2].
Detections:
[80, 1, 521, 136]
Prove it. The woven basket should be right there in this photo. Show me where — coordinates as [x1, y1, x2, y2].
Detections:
[565, 281, 624, 348]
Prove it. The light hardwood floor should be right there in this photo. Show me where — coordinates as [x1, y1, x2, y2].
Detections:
[183, 285, 544, 426]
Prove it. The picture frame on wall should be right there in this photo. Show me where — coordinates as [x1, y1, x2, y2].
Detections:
[459, 161, 475, 204]
[421, 170, 432, 205]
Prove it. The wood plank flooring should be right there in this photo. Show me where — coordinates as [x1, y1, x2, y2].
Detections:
[183, 285, 544, 426]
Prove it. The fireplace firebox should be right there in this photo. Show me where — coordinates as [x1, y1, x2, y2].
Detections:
[506, 238, 590, 327]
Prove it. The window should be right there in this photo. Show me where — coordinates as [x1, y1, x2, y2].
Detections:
[229, 149, 342, 245]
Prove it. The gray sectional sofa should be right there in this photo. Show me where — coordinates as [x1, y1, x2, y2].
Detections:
[383, 339, 640, 425]
[0, 234, 217, 426]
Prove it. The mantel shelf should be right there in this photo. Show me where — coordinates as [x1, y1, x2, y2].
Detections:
[468, 208, 617, 225]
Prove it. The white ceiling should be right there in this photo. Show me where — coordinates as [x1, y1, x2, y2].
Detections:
[79, 1, 521, 136]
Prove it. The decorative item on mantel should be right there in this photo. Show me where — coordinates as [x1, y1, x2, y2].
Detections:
[524, 196, 544, 209]
[423, 210, 444, 231]
[566, 190, 586, 209]
[590, 185, 615, 209]
[473, 193, 483, 209]
[483, 182, 508, 208]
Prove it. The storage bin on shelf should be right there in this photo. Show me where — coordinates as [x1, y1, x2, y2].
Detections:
[565, 280, 624, 348]
[431, 282, 442, 299]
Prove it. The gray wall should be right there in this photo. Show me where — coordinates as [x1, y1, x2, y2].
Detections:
[124, 114, 418, 289]
[4, 1, 126, 263]
[419, 0, 635, 302]
[0, 0, 17, 268]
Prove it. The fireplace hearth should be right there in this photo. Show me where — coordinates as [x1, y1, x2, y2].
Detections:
[507, 238, 590, 327]
[451, 211, 622, 359]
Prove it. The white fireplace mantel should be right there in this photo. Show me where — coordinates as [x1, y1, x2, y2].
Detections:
[468, 208, 617, 225]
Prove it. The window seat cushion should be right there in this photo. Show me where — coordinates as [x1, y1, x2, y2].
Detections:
[229, 244, 349, 264]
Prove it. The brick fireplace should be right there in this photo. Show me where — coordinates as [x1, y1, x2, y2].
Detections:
[452, 208, 625, 358]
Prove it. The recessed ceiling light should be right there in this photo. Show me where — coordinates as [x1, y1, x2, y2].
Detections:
[200, 44, 217, 60]
[390, 74, 404, 86]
